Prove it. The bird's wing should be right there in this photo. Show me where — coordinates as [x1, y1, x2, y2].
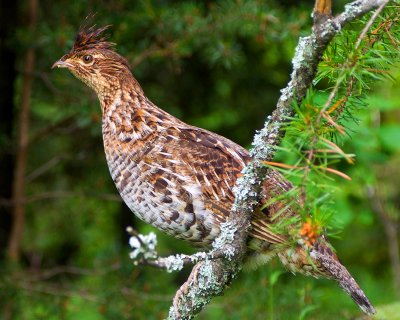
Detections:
[151, 125, 287, 245]
[156, 125, 249, 222]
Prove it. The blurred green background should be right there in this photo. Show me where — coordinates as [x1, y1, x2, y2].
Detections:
[1, 0, 399, 319]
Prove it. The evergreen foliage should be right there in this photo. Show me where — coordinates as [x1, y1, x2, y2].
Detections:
[268, 3, 400, 244]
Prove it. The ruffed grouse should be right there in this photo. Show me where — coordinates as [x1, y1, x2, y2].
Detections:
[52, 25, 376, 315]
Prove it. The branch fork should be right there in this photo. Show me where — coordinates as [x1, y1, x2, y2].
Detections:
[127, 221, 240, 273]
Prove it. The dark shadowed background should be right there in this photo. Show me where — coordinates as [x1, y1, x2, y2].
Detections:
[1, 0, 399, 319]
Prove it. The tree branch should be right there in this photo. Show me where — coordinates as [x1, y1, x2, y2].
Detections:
[129, 1, 391, 319]
[7, 0, 38, 263]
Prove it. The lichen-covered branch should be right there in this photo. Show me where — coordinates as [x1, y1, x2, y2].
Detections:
[127, 227, 227, 272]
[144, 1, 391, 319]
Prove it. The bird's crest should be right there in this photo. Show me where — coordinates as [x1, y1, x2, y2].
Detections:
[72, 25, 115, 53]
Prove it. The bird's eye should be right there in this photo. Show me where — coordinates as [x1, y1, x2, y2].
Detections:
[82, 55, 93, 64]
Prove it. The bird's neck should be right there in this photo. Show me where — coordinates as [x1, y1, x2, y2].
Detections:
[98, 73, 143, 111]
[100, 79, 179, 147]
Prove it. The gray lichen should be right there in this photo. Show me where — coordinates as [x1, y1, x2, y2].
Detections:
[292, 37, 310, 70]
[211, 221, 238, 259]
[232, 167, 258, 208]
[250, 123, 274, 159]
[344, 0, 366, 19]
[336, 0, 389, 26]
[163, 254, 185, 273]
[319, 18, 341, 37]
[163, 252, 211, 273]
[128, 231, 158, 262]
[167, 260, 221, 320]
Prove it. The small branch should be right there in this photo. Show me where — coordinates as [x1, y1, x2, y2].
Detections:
[127, 226, 231, 272]
[167, 220, 245, 319]
[25, 155, 63, 183]
[354, 1, 389, 49]
[137, 250, 227, 272]
[322, 0, 390, 115]
[301, 0, 394, 202]
[314, 0, 332, 15]
[314, 0, 332, 25]
[334, 0, 390, 27]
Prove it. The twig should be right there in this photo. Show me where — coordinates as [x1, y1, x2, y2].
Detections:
[322, 0, 390, 114]
[25, 155, 64, 183]
[355, 1, 389, 49]
[299, 1, 393, 202]
[127, 227, 230, 272]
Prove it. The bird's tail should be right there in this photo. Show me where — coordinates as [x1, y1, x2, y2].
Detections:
[278, 240, 376, 316]
[311, 247, 376, 315]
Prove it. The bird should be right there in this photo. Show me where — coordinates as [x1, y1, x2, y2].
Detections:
[52, 25, 376, 315]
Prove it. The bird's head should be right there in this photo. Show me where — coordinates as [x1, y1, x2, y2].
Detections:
[52, 25, 132, 98]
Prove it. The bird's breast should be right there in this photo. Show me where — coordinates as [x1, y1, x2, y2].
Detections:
[101, 122, 221, 246]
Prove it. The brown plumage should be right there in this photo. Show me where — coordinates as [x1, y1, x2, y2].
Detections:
[52, 25, 375, 315]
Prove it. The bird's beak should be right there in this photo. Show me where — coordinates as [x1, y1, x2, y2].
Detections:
[51, 59, 72, 69]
